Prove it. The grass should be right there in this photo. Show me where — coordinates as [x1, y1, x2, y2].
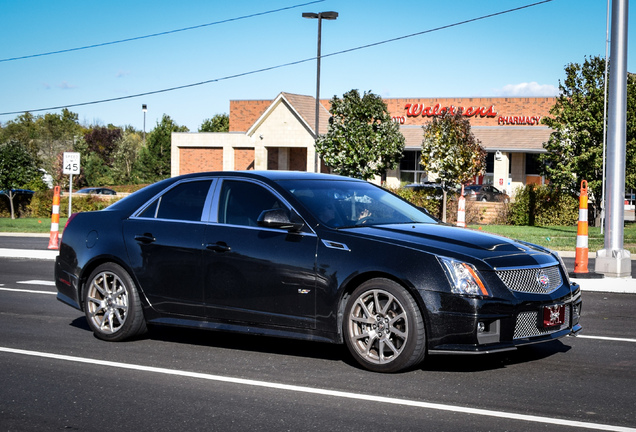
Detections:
[468, 223, 636, 254]
[0, 217, 68, 234]
[1, 217, 635, 253]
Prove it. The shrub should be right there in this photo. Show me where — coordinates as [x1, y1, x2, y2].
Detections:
[508, 184, 578, 226]
[0, 193, 34, 218]
[390, 187, 443, 219]
[26, 190, 118, 218]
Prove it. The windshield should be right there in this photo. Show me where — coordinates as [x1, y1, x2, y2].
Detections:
[278, 179, 437, 228]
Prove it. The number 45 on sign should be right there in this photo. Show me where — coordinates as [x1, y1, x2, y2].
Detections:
[63, 152, 81, 216]
[63, 152, 80, 175]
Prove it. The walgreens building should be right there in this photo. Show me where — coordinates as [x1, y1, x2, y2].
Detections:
[172, 92, 555, 196]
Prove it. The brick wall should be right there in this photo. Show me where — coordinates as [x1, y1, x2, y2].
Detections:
[229, 100, 271, 132]
[230, 97, 555, 131]
[385, 97, 555, 127]
[179, 147, 223, 174]
[234, 148, 255, 170]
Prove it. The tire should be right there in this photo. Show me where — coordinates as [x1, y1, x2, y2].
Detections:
[84, 263, 147, 342]
[343, 279, 426, 373]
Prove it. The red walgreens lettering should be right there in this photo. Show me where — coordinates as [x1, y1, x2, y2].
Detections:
[404, 104, 497, 118]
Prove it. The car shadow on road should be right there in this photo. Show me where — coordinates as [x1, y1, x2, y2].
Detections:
[420, 340, 572, 372]
[148, 324, 349, 363]
[68, 317, 572, 373]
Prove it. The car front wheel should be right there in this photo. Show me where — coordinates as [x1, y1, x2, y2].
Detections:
[84, 263, 147, 342]
[344, 279, 426, 373]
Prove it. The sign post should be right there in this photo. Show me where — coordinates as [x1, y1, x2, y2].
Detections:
[63, 152, 80, 218]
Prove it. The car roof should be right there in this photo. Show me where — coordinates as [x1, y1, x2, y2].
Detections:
[174, 170, 362, 183]
[105, 171, 362, 215]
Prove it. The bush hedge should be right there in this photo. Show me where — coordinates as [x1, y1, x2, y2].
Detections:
[507, 184, 578, 226]
[27, 190, 118, 218]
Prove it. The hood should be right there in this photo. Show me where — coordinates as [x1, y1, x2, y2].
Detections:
[338, 223, 559, 270]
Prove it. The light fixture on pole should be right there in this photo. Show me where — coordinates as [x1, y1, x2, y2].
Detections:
[142, 104, 147, 143]
[303, 11, 338, 173]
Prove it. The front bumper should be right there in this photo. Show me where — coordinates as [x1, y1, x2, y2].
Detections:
[423, 284, 583, 355]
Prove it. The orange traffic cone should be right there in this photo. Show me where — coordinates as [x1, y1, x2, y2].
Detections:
[456, 185, 466, 227]
[48, 186, 61, 250]
[574, 181, 588, 273]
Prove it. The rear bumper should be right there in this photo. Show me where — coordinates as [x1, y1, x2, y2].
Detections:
[55, 256, 82, 311]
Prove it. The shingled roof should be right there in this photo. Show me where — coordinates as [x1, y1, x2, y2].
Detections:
[400, 125, 552, 153]
[281, 92, 331, 135]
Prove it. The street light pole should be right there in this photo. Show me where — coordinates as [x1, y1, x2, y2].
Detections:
[142, 104, 147, 143]
[303, 11, 338, 173]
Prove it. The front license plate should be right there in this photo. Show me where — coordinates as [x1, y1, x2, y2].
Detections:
[543, 304, 565, 328]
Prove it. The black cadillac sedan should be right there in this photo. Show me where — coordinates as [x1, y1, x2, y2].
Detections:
[55, 171, 582, 373]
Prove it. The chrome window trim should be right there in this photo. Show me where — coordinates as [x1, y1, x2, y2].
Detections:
[213, 177, 315, 235]
[131, 177, 217, 222]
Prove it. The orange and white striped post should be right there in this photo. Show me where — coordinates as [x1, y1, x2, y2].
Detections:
[47, 186, 61, 250]
[574, 180, 589, 274]
[456, 185, 466, 227]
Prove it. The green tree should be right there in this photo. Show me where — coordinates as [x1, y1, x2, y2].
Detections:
[112, 130, 143, 184]
[0, 112, 39, 157]
[37, 109, 82, 176]
[316, 89, 405, 181]
[539, 56, 636, 218]
[136, 114, 189, 182]
[1, 109, 82, 181]
[420, 111, 486, 222]
[0, 141, 40, 219]
[199, 114, 229, 132]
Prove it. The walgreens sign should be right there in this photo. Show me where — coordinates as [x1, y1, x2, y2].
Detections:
[392, 103, 542, 126]
[404, 103, 497, 118]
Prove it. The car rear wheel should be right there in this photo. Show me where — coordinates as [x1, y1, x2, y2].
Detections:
[84, 263, 147, 342]
[344, 279, 426, 373]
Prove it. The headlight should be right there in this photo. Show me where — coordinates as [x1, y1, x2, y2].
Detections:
[439, 257, 490, 296]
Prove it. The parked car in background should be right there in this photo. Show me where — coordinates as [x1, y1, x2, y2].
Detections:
[76, 187, 117, 195]
[55, 171, 581, 373]
[465, 184, 509, 202]
[405, 182, 457, 198]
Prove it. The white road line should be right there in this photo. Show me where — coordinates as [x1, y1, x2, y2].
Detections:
[17, 280, 56, 286]
[576, 335, 636, 343]
[0, 347, 634, 432]
[0, 248, 58, 260]
[0, 287, 55, 295]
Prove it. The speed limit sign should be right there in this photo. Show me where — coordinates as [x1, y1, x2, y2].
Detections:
[63, 152, 81, 175]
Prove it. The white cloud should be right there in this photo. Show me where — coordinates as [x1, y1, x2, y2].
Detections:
[492, 82, 558, 97]
[116, 70, 130, 78]
[57, 81, 77, 90]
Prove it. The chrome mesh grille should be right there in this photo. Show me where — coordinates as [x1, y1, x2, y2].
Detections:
[513, 305, 571, 339]
[496, 265, 563, 294]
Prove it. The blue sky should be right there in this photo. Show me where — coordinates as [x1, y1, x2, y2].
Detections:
[1, 0, 632, 132]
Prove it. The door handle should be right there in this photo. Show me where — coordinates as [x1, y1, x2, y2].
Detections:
[206, 242, 231, 252]
[134, 233, 156, 244]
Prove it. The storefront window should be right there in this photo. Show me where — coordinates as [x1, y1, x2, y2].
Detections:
[525, 153, 540, 175]
[399, 150, 426, 184]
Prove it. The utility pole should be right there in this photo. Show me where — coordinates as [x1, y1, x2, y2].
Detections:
[595, 0, 632, 278]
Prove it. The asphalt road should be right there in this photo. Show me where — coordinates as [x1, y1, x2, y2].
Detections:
[1, 256, 635, 431]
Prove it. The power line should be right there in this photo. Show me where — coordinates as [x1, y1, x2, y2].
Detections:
[0, 0, 554, 116]
[0, 1, 325, 63]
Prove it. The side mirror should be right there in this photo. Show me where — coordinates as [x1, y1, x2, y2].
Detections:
[257, 209, 304, 232]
